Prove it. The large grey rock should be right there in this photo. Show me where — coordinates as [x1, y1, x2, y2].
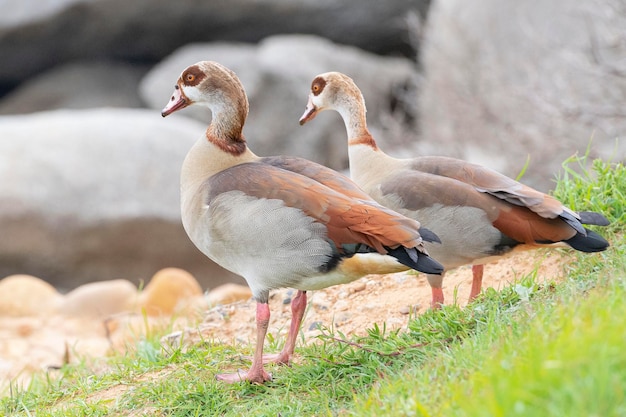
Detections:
[0, 0, 428, 85]
[0, 108, 242, 290]
[0, 61, 149, 115]
[419, 0, 626, 191]
[141, 35, 419, 171]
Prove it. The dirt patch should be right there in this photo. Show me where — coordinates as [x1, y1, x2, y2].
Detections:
[167, 249, 572, 350]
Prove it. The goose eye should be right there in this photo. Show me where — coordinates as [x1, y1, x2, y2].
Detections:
[312, 84, 320, 93]
[185, 73, 195, 83]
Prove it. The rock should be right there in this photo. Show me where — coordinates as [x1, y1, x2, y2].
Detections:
[0, 108, 242, 289]
[334, 300, 350, 312]
[310, 292, 331, 311]
[61, 279, 138, 319]
[351, 281, 367, 293]
[334, 312, 351, 324]
[0, 274, 62, 316]
[140, 34, 419, 173]
[419, 0, 626, 190]
[140, 268, 203, 316]
[206, 283, 252, 306]
[0, 61, 148, 115]
[0, 0, 427, 85]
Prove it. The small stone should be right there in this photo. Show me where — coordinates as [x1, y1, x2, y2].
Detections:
[334, 312, 351, 324]
[308, 321, 323, 331]
[399, 304, 421, 315]
[337, 290, 349, 299]
[334, 300, 349, 312]
[351, 282, 367, 293]
[311, 293, 330, 310]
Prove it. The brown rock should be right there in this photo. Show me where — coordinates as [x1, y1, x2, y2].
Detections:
[206, 283, 252, 306]
[0, 274, 62, 316]
[351, 281, 367, 293]
[61, 279, 137, 319]
[140, 268, 203, 316]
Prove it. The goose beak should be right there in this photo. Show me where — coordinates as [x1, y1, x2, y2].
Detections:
[162, 85, 189, 117]
[299, 95, 319, 125]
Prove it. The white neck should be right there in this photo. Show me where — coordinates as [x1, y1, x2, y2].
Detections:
[181, 136, 257, 195]
[335, 96, 368, 140]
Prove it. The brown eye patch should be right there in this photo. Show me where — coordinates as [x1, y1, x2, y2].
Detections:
[182, 65, 206, 86]
[311, 77, 326, 96]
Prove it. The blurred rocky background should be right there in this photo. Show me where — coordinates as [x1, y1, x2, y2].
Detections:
[1, 0, 624, 291]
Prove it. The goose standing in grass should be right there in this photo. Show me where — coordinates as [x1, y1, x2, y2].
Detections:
[299, 71, 609, 307]
[161, 61, 443, 384]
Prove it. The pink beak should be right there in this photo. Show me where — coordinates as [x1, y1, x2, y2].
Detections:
[161, 85, 189, 117]
[298, 95, 319, 125]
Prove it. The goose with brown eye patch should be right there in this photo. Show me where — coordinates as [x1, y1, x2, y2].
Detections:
[299, 71, 610, 309]
[160, 61, 444, 384]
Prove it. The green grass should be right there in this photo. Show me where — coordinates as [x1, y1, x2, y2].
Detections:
[2, 156, 624, 416]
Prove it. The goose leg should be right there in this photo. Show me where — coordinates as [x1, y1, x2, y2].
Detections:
[468, 264, 484, 302]
[427, 273, 445, 309]
[216, 302, 272, 384]
[263, 290, 307, 365]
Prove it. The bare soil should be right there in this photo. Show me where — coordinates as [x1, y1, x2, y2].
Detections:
[168, 249, 570, 350]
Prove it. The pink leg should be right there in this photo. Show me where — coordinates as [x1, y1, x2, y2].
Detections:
[216, 302, 272, 384]
[468, 264, 484, 302]
[427, 273, 445, 309]
[431, 287, 444, 309]
[264, 290, 307, 365]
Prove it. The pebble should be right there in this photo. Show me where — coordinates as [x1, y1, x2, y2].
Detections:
[334, 312, 351, 324]
[351, 281, 367, 293]
[334, 299, 349, 312]
[310, 293, 331, 310]
[399, 304, 421, 315]
[358, 303, 376, 312]
[308, 321, 323, 331]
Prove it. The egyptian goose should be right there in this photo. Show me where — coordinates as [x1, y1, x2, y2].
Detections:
[161, 62, 443, 384]
[299, 71, 610, 307]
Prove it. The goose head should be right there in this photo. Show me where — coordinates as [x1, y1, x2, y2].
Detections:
[299, 71, 366, 126]
[161, 61, 249, 131]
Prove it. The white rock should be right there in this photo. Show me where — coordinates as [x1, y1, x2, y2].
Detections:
[0, 108, 240, 289]
[420, 0, 626, 190]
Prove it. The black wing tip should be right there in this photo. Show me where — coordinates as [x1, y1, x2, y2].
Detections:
[386, 246, 445, 275]
[578, 211, 611, 227]
[565, 228, 610, 253]
[416, 254, 445, 275]
[419, 227, 442, 244]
